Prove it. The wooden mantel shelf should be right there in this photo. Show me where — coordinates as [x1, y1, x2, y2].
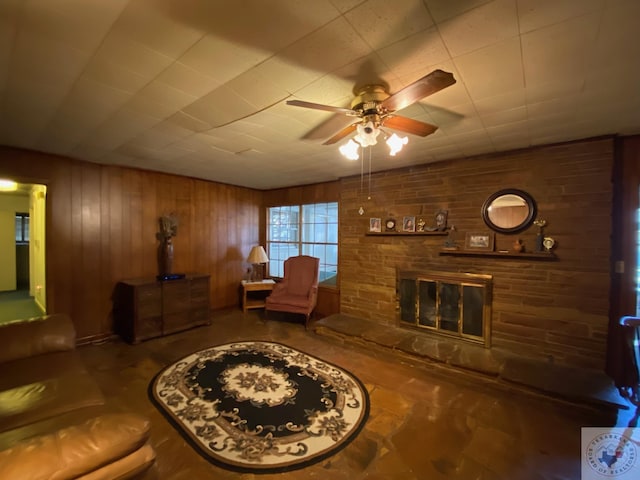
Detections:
[366, 231, 448, 237]
[439, 249, 557, 260]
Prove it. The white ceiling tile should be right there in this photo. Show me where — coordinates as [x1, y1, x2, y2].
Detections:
[329, 0, 367, 13]
[517, 0, 605, 34]
[21, 0, 128, 54]
[156, 62, 220, 98]
[37, 123, 87, 155]
[9, 30, 90, 89]
[95, 31, 175, 80]
[439, 112, 485, 135]
[178, 34, 271, 85]
[113, 0, 204, 59]
[376, 27, 450, 82]
[480, 106, 527, 127]
[226, 66, 293, 110]
[591, 0, 640, 70]
[453, 37, 524, 99]
[251, 56, 324, 98]
[1, 99, 54, 145]
[68, 145, 109, 163]
[181, 86, 256, 128]
[166, 0, 342, 56]
[521, 13, 600, 86]
[63, 77, 132, 118]
[424, 0, 494, 23]
[134, 120, 194, 148]
[525, 78, 584, 104]
[82, 59, 149, 95]
[345, 0, 434, 49]
[43, 0, 130, 29]
[486, 120, 530, 138]
[135, 80, 198, 114]
[527, 95, 581, 119]
[115, 142, 160, 161]
[473, 89, 526, 115]
[0, 0, 20, 91]
[438, 0, 518, 57]
[166, 111, 212, 133]
[84, 112, 156, 150]
[291, 72, 358, 107]
[329, 54, 400, 93]
[279, 16, 372, 79]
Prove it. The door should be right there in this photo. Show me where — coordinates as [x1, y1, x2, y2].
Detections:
[606, 136, 640, 386]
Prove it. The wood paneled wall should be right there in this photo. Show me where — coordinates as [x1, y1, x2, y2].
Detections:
[339, 137, 615, 370]
[0, 147, 262, 342]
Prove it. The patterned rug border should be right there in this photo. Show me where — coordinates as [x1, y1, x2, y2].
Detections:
[148, 341, 370, 474]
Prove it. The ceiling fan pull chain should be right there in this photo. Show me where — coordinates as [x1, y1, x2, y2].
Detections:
[368, 147, 372, 200]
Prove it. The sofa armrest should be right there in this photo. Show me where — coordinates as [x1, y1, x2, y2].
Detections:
[0, 413, 153, 480]
[0, 314, 76, 364]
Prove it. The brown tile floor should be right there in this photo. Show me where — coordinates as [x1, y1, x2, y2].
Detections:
[77, 310, 634, 480]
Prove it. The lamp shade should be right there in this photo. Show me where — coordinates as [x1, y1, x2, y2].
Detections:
[247, 246, 269, 264]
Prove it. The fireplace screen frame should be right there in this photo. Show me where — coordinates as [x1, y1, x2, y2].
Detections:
[398, 270, 493, 347]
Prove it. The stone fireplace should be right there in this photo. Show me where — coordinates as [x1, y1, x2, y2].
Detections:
[398, 270, 493, 347]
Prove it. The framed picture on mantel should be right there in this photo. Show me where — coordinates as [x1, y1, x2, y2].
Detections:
[465, 232, 494, 251]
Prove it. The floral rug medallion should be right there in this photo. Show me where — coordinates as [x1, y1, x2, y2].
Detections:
[150, 341, 369, 473]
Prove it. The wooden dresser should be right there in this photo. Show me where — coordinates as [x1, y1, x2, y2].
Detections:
[113, 274, 210, 344]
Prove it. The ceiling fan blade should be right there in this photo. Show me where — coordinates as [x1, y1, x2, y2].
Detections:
[383, 115, 438, 137]
[302, 113, 355, 141]
[381, 69, 456, 112]
[286, 99, 356, 116]
[323, 123, 358, 145]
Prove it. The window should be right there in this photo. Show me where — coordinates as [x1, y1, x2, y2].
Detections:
[15, 212, 29, 244]
[267, 202, 338, 286]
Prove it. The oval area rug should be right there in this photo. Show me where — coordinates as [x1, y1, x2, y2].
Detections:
[150, 341, 370, 473]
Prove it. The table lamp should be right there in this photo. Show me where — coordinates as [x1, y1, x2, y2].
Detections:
[247, 246, 269, 282]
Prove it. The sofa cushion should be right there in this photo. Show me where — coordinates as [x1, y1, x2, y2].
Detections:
[0, 351, 105, 433]
[78, 444, 156, 480]
[0, 413, 152, 480]
[0, 314, 75, 364]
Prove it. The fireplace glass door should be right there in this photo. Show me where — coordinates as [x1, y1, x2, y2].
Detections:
[399, 272, 492, 346]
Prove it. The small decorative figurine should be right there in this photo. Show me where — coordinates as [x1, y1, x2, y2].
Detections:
[443, 225, 458, 249]
[417, 218, 426, 232]
[533, 219, 546, 252]
[512, 238, 524, 253]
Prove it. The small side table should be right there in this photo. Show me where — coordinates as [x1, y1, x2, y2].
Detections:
[241, 279, 276, 313]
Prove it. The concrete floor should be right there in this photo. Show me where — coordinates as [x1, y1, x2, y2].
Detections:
[77, 309, 634, 480]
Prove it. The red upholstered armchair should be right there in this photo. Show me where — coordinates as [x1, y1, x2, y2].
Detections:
[265, 255, 320, 329]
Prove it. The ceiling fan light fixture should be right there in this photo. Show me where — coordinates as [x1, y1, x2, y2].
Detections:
[386, 133, 408, 156]
[355, 121, 380, 147]
[339, 139, 360, 160]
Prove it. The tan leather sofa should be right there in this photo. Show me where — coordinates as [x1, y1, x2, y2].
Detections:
[0, 314, 156, 479]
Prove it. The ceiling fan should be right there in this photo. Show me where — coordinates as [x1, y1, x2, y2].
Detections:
[286, 69, 456, 146]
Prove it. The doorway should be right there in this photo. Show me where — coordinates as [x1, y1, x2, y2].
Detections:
[0, 182, 46, 324]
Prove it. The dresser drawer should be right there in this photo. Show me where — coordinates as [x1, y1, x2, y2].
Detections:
[115, 275, 211, 343]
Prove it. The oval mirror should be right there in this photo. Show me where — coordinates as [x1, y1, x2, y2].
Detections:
[481, 189, 537, 234]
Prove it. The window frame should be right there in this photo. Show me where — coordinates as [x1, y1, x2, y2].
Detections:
[15, 212, 29, 245]
[266, 202, 338, 288]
